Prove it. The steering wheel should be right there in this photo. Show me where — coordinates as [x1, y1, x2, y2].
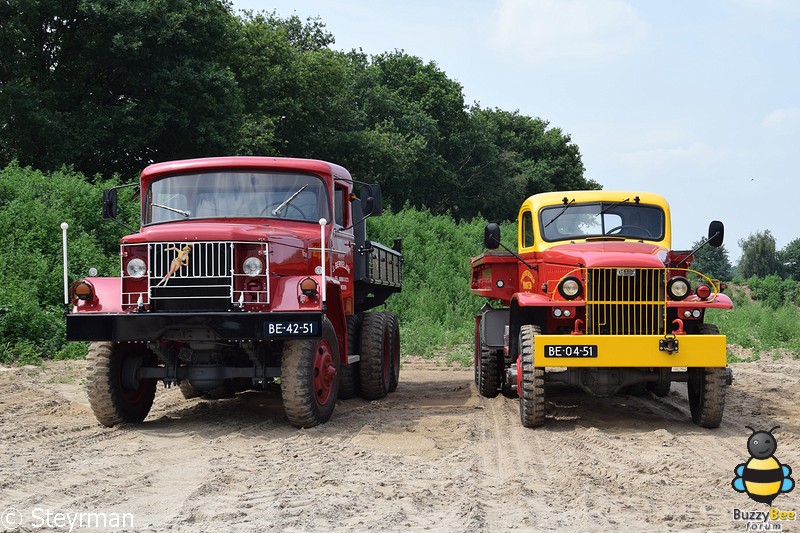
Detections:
[261, 201, 307, 219]
[606, 224, 653, 238]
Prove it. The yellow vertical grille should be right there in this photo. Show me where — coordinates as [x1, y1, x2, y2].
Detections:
[586, 268, 665, 335]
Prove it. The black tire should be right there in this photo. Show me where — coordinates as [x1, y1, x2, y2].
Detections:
[384, 312, 401, 393]
[687, 323, 727, 428]
[86, 342, 157, 427]
[478, 348, 501, 398]
[359, 312, 390, 400]
[281, 318, 340, 428]
[519, 325, 546, 428]
[339, 315, 360, 400]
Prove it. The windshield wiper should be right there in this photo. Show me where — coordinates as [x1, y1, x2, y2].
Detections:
[544, 198, 575, 229]
[599, 198, 629, 216]
[272, 185, 307, 216]
[152, 202, 191, 218]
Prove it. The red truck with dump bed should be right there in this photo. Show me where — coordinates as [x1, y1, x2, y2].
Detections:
[64, 156, 402, 428]
[471, 190, 732, 428]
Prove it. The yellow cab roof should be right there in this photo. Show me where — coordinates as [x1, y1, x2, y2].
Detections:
[519, 190, 672, 252]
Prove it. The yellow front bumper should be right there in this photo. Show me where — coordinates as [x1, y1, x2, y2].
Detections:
[533, 334, 727, 368]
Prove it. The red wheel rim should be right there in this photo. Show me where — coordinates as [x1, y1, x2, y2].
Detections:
[313, 339, 337, 405]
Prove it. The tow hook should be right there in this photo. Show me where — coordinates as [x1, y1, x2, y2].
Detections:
[659, 336, 679, 354]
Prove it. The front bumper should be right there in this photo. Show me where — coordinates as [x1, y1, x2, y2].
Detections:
[66, 311, 324, 342]
[533, 334, 727, 368]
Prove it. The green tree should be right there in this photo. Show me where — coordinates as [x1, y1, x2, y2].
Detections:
[690, 238, 732, 281]
[454, 107, 597, 221]
[780, 238, 800, 281]
[0, 0, 243, 178]
[341, 51, 469, 212]
[738, 230, 782, 278]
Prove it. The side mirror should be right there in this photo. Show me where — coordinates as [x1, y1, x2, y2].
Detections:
[484, 223, 501, 250]
[102, 188, 118, 219]
[361, 184, 383, 216]
[708, 220, 724, 248]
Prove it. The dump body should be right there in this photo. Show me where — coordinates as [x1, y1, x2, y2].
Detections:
[471, 190, 731, 428]
[65, 156, 403, 428]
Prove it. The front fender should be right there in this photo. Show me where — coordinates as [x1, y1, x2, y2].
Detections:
[71, 277, 122, 314]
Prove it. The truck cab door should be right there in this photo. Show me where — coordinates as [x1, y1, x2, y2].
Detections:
[332, 182, 355, 314]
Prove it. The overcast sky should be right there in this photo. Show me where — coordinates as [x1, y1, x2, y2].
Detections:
[231, 0, 800, 261]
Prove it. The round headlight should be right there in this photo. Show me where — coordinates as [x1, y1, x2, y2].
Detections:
[558, 276, 582, 300]
[667, 277, 690, 300]
[126, 258, 147, 278]
[243, 256, 263, 276]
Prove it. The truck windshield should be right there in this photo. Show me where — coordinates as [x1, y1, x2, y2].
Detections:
[539, 202, 665, 242]
[145, 171, 330, 224]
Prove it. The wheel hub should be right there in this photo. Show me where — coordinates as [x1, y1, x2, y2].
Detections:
[313, 340, 336, 405]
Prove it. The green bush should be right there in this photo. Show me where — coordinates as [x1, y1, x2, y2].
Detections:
[367, 207, 515, 361]
[0, 163, 124, 363]
[747, 274, 800, 309]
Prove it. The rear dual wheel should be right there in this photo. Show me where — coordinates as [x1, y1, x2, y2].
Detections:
[384, 312, 401, 393]
[338, 315, 361, 400]
[359, 312, 392, 400]
[477, 348, 501, 398]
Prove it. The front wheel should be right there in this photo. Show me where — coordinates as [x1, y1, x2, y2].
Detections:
[86, 342, 157, 427]
[518, 324, 545, 428]
[687, 323, 727, 428]
[281, 318, 340, 428]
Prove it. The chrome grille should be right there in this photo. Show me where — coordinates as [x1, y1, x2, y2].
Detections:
[586, 268, 665, 335]
[150, 242, 232, 282]
[117, 241, 270, 311]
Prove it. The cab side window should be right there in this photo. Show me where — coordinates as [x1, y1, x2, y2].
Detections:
[521, 210, 534, 248]
[334, 184, 347, 227]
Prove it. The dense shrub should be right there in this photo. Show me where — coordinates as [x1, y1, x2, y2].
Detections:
[747, 275, 800, 309]
[0, 163, 124, 363]
[367, 207, 515, 360]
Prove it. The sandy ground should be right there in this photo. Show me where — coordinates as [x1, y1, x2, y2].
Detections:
[2, 355, 800, 533]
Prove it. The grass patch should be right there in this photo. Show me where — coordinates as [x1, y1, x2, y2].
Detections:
[708, 297, 800, 361]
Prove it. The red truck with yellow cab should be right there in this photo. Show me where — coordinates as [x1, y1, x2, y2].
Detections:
[64, 156, 402, 428]
[471, 190, 732, 428]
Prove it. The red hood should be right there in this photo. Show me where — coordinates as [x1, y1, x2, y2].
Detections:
[543, 241, 668, 268]
[121, 221, 321, 245]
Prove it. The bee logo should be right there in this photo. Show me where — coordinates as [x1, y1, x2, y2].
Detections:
[732, 426, 794, 505]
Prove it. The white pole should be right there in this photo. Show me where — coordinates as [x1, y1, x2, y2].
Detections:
[61, 222, 69, 305]
[319, 218, 327, 305]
